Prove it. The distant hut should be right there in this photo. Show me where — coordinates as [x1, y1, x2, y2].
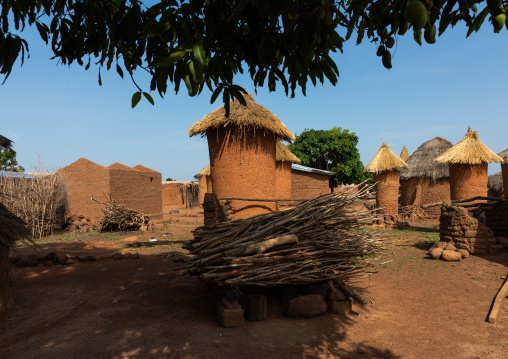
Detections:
[487, 172, 504, 198]
[275, 142, 300, 200]
[434, 128, 503, 201]
[400, 146, 410, 162]
[195, 165, 212, 205]
[499, 149, 508, 198]
[400, 137, 453, 218]
[188, 94, 295, 219]
[364, 143, 408, 216]
[0, 135, 13, 149]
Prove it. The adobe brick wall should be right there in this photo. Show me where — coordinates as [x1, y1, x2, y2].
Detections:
[207, 127, 276, 219]
[198, 177, 207, 206]
[373, 171, 399, 215]
[275, 162, 292, 199]
[400, 177, 450, 218]
[439, 205, 496, 254]
[483, 201, 508, 238]
[291, 171, 330, 200]
[502, 163, 508, 198]
[449, 163, 488, 201]
[58, 158, 110, 220]
[162, 182, 185, 206]
[206, 175, 213, 194]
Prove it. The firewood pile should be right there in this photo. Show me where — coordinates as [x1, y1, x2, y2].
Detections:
[180, 184, 383, 287]
[93, 197, 153, 232]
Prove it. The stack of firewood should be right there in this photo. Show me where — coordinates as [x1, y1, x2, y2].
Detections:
[93, 198, 153, 232]
[180, 184, 383, 287]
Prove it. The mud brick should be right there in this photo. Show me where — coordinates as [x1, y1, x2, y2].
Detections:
[218, 302, 244, 328]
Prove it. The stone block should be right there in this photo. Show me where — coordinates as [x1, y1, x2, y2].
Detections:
[444, 243, 457, 251]
[218, 302, 244, 328]
[442, 250, 461, 261]
[458, 249, 470, 259]
[463, 230, 476, 238]
[285, 294, 327, 318]
[327, 298, 353, 315]
[442, 236, 453, 242]
[428, 247, 443, 260]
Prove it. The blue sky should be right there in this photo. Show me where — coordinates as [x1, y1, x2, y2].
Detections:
[2, 20, 507, 181]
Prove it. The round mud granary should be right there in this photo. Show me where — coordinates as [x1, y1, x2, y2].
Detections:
[275, 142, 300, 200]
[400, 137, 452, 218]
[364, 143, 408, 216]
[195, 165, 211, 206]
[499, 148, 508, 198]
[435, 128, 502, 201]
[188, 94, 295, 220]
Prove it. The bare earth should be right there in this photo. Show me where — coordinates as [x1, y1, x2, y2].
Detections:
[2, 207, 508, 359]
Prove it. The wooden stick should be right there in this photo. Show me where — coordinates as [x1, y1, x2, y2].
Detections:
[333, 278, 369, 306]
[487, 272, 508, 324]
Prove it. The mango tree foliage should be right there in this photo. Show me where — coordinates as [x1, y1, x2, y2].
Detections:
[1, 1, 506, 113]
[0, 148, 25, 172]
[288, 127, 368, 185]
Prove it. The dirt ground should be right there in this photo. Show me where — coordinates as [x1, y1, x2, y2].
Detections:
[2, 206, 508, 359]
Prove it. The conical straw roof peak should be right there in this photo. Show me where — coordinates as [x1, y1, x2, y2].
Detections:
[400, 146, 410, 162]
[400, 137, 452, 180]
[434, 127, 503, 165]
[276, 142, 300, 163]
[196, 165, 211, 177]
[498, 148, 508, 162]
[187, 93, 295, 142]
[364, 143, 408, 174]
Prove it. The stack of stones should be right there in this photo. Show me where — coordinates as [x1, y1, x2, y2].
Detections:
[439, 205, 501, 254]
[65, 214, 92, 232]
[427, 242, 469, 261]
[203, 193, 231, 225]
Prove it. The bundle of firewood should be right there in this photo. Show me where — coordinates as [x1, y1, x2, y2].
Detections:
[93, 197, 153, 232]
[180, 184, 383, 287]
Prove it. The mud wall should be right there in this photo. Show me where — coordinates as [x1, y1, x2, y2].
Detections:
[449, 163, 488, 201]
[439, 205, 497, 254]
[198, 177, 207, 206]
[162, 182, 185, 206]
[400, 177, 450, 218]
[373, 171, 399, 215]
[502, 163, 508, 198]
[483, 201, 508, 238]
[207, 127, 276, 219]
[275, 162, 292, 199]
[109, 168, 162, 219]
[58, 158, 110, 220]
[291, 171, 330, 200]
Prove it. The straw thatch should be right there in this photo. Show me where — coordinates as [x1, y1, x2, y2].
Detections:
[400, 137, 453, 181]
[364, 143, 408, 174]
[0, 202, 30, 253]
[0, 135, 12, 149]
[487, 172, 504, 198]
[187, 94, 295, 142]
[498, 148, 508, 162]
[435, 127, 503, 164]
[276, 142, 301, 163]
[400, 146, 409, 162]
[195, 165, 211, 178]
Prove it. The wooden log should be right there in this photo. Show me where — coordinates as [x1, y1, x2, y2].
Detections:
[246, 294, 267, 322]
[333, 278, 368, 306]
[488, 272, 508, 324]
[242, 234, 299, 255]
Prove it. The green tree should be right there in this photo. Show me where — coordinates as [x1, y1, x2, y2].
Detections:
[165, 177, 175, 181]
[288, 127, 367, 185]
[0, 1, 506, 112]
[0, 148, 25, 172]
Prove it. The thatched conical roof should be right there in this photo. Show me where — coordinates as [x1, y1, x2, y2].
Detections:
[400, 146, 410, 162]
[400, 137, 453, 180]
[0, 202, 30, 254]
[435, 127, 503, 164]
[498, 148, 508, 163]
[0, 135, 12, 149]
[276, 142, 300, 163]
[187, 94, 295, 142]
[487, 172, 504, 198]
[195, 165, 211, 178]
[364, 143, 408, 174]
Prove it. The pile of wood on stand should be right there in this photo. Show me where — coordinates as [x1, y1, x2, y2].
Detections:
[92, 197, 153, 232]
[180, 183, 383, 287]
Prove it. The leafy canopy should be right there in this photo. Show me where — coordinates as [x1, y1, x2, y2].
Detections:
[1, 1, 506, 114]
[288, 127, 368, 185]
[0, 148, 25, 172]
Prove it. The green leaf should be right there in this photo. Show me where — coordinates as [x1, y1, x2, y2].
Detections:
[158, 51, 186, 66]
[193, 43, 206, 67]
[413, 29, 422, 46]
[116, 64, 124, 78]
[35, 21, 48, 43]
[132, 92, 142, 108]
[98, 68, 102, 86]
[466, 7, 489, 38]
[142, 92, 154, 106]
[210, 85, 223, 104]
[223, 88, 230, 117]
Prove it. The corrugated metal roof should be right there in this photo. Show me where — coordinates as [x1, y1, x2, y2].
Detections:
[291, 164, 333, 176]
[0, 170, 34, 178]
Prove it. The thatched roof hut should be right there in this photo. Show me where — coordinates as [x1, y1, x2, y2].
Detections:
[364, 143, 408, 174]
[488, 172, 504, 198]
[435, 128, 502, 201]
[195, 165, 211, 178]
[499, 149, 508, 163]
[400, 146, 409, 162]
[276, 142, 300, 163]
[189, 94, 294, 220]
[194, 165, 212, 206]
[364, 143, 407, 216]
[0, 135, 13, 149]
[399, 137, 452, 218]
[400, 137, 452, 181]
[187, 94, 295, 142]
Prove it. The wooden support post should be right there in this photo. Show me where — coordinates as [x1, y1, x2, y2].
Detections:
[246, 294, 267, 322]
[488, 272, 508, 324]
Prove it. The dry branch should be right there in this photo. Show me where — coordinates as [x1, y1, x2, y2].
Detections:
[181, 184, 383, 287]
[92, 197, 153, 232]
